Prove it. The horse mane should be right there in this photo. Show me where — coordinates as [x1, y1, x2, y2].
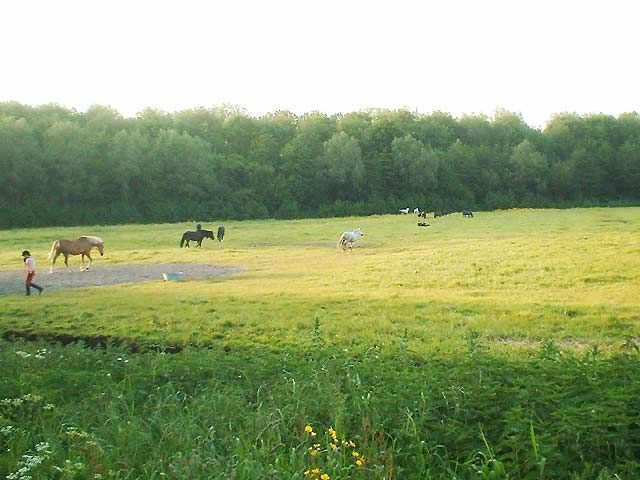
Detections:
[79, 236, 104, 244]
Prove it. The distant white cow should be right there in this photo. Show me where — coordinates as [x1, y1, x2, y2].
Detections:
[337, 228, 364, 251]
[399, 208, 410, 214]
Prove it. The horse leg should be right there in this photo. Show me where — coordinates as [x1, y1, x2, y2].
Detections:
[85, 252, 93, 270]
[79, 254, 85, 271]
[64, 254, 70, 272]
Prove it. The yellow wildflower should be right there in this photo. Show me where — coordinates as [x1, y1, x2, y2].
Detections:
[320, 474, 330, 480]
[328, 427, 338, 439]
[304, 425, 313, 433]
[311, 468, 320, 474]
[352, 451, 360, 458]
[356, 458, 365, 467]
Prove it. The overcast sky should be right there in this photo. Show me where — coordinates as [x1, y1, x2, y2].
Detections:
[2, 0, 639, 128]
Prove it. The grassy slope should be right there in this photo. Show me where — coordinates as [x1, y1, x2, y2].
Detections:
[0, 208, 639, 355]
[1, 208, 640, 479]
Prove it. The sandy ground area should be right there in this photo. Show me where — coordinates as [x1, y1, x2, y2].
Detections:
[0, 263, 243, 296]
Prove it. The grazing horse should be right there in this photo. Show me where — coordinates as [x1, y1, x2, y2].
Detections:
[463, 210, 474, 218]
[337, 228, 364, 251]
[217, 226, 225, 242]
[180, 229, 214, 248]
[48, 236, 104, 273]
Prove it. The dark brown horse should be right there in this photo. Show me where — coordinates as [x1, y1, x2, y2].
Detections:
[48, 236, 105, 273]
[180, 229, 214, 248]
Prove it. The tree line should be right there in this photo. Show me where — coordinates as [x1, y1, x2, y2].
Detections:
[1, 101, 638, 228]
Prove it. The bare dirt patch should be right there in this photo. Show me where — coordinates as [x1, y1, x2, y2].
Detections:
[0, 263, 244, 296]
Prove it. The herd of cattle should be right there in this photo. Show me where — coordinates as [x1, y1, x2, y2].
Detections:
[339, 207, 476, 251]
[399, 207, 474, 220]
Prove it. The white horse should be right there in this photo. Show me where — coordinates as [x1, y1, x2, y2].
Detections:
[337, 228, 364, 251]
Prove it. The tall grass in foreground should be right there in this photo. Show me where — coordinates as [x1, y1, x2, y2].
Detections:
[1, 329, 639, 479]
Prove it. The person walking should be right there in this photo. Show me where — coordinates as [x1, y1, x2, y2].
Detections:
[22, 250, 43, 296]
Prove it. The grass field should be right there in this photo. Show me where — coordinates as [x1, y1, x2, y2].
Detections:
[1, 208, 640, 479]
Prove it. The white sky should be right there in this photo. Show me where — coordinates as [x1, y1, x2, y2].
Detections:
[1, 0, 639, 128]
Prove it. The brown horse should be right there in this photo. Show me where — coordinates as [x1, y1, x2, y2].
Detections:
[47, 236, 105, 273]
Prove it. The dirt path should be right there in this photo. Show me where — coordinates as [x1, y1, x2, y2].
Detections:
[0, 263, 243, 296]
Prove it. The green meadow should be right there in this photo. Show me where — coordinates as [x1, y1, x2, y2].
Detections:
[1, 208, 640, 479]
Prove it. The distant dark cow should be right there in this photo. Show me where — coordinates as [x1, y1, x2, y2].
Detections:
[463, 210, 474, 218]
[217, 226, 225, 242]
[417, 210, 427, 218]
[434, 211, 445, 218]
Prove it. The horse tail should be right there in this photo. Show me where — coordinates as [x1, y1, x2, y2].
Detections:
[47, 240, 59, 259]
[337, 233, 346, 250]
[180, 234, 186, 248]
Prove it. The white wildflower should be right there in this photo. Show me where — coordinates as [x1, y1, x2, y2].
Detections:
[35, 442, 50, 453]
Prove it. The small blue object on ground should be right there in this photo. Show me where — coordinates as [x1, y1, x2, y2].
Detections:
[162, 272, 185, 282]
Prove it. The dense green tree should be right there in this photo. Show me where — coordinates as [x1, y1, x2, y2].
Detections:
[389, 135, 438, 195]
[413, 111, 457, 150]
[318, 132, 366, 203]
[456, 115, 492, 147]
[617, 140, 640, 197]
[0, 102, 638, 228]
[0, 117, 44, 210]
[173, 107, 226, 152]
[509, 140, 549, 198]
[492, 109, 534, 147]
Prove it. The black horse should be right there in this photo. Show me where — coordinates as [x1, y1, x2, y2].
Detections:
[463, 210, 474, 218]
[217, 226, 225, 242]
[180, 229, 214, 248]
